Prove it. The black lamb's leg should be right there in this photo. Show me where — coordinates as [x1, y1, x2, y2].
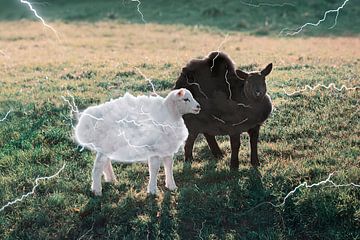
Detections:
[248, 125, 260, 167]
[230, 134, 241, 170]
[184, 132, 198, 162]
[204, 133, 223, 159]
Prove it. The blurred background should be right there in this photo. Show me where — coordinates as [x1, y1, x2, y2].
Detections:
[1, 0, 359, 36]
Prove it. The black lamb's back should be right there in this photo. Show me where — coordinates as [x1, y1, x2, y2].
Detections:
[174, 51, 239, 99]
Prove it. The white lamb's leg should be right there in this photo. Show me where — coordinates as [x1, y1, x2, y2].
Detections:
[103, 159, 117, 183]
[163, 156, 177, 191]
[91, 152, 107, 196]
[147, 156, 161, 194]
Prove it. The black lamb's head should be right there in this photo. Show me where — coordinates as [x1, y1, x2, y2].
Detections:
[236, 63, 272, 101]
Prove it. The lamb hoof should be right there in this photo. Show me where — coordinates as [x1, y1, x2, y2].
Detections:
[230, 166, 238, 171]
[166, 184, 178, 191]
[147, 187, 157, 195]
[213, 152, 224, 159]
[92, 189, 102, 196]
[251, 158, 260, 167]
[105, 178, 118, 184]
[230, 163, 239, 171]
[251, 161, 260, 167]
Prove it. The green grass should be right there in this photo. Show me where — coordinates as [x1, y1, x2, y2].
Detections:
[0, 63, 359, 239]
[0, 1, 359, 239]
[0, 0, 360, 36]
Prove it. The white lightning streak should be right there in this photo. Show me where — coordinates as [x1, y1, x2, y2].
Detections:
[185, 76, 209, 99]
[198, 220, 206, 240]
[237, 103, 252, 108]
[62, 94, 106, 153]
[61, 96, 78, 114]
[212, 114, 226, 124]
[118, 130, 156, 152]
[0, 163, 66, 212]
[239, 1, 295, 7]
[81, 113, 104, 121]
[280, 0, 351, 36]
[61, 95, 78, 129]
[116, 116, 143, 127]
[210, 35, 230, 72]
[135, 67, 158, 96]
[0, 110, 12, 122]
[284, 83, 359, 96]
[62, 93, 104, 122]
[139, 105, 179, 133]
[0, 50, 10, 59]
[212, 114, 248, 126]
[224, 70, 232, 100]
[19, 0, 59, 39]
[131, 0, 146, 23]
[232, 117, 248, 126]
[240, 172, 360, 215]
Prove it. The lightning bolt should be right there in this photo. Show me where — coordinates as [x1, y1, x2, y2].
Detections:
[0, 110, 12, 122]
[284, 83, 359, 96]
[0, 163, 66, 212]
[77, 224, 94, 240]
[116, 115, 143, 127]
[211, 114, 226, 124]
[239, 1, 295, 7]
[19, 0, 59, 39]
[185, 76, 209, 99]
[135, 67, 158, 96]
[240, 171, 360, 216]
[224, 70, 232, 100]
[210, 35, 230, 72]
[61, 95, 79, 130]
[237, 103, 252, 108]
[232, 117, 248, 126]
[131, 0, 146, 23]
[280, 0, 351, 36]
[61, 93, 106, 153]
[0, 50, 10, 59]
[212, 114, 248, 126]
[198, 220, 206, 240]
[118, 130, 157, 152]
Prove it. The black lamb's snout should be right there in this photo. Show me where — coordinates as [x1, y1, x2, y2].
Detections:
[255, 90, 262, 96]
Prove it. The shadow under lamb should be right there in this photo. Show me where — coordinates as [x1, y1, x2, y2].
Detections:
[75, 88, 200, 196]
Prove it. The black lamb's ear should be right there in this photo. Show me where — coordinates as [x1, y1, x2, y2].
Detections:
[173, 67, 190, 90]
[261, 63, 273, 77]
[235, 69, 249, 80]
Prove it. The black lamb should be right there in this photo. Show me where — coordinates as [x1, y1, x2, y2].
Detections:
[174, 51, 273, 169]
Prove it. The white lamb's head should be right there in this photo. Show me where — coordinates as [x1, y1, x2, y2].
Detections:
[171, 88, 201, 115]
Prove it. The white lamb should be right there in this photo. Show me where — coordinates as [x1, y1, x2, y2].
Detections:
[74, 88, 200, 196]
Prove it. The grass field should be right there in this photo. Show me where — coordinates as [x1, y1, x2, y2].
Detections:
[0, 1, 360, 239]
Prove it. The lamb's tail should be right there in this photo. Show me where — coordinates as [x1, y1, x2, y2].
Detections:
[206, 51, 236, 77]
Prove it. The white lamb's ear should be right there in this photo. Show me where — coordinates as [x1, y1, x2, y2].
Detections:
[176, 89, 185, 97]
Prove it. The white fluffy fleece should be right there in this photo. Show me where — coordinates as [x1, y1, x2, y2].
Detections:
[74, 88, 200, 196]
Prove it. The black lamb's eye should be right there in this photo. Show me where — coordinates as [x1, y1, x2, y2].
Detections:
[183, 98, 190, 102]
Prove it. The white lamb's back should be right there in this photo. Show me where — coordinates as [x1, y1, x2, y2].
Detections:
[74, 92, 188, 162]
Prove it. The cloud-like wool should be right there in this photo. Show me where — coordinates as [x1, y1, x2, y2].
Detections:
[75, 93, 188, 162]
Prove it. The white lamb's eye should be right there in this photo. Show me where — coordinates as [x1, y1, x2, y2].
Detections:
[183, 98, 190, 102]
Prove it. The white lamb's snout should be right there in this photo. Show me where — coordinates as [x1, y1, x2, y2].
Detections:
[192, 102, 201, 114]
[190, 97, 201, 114]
